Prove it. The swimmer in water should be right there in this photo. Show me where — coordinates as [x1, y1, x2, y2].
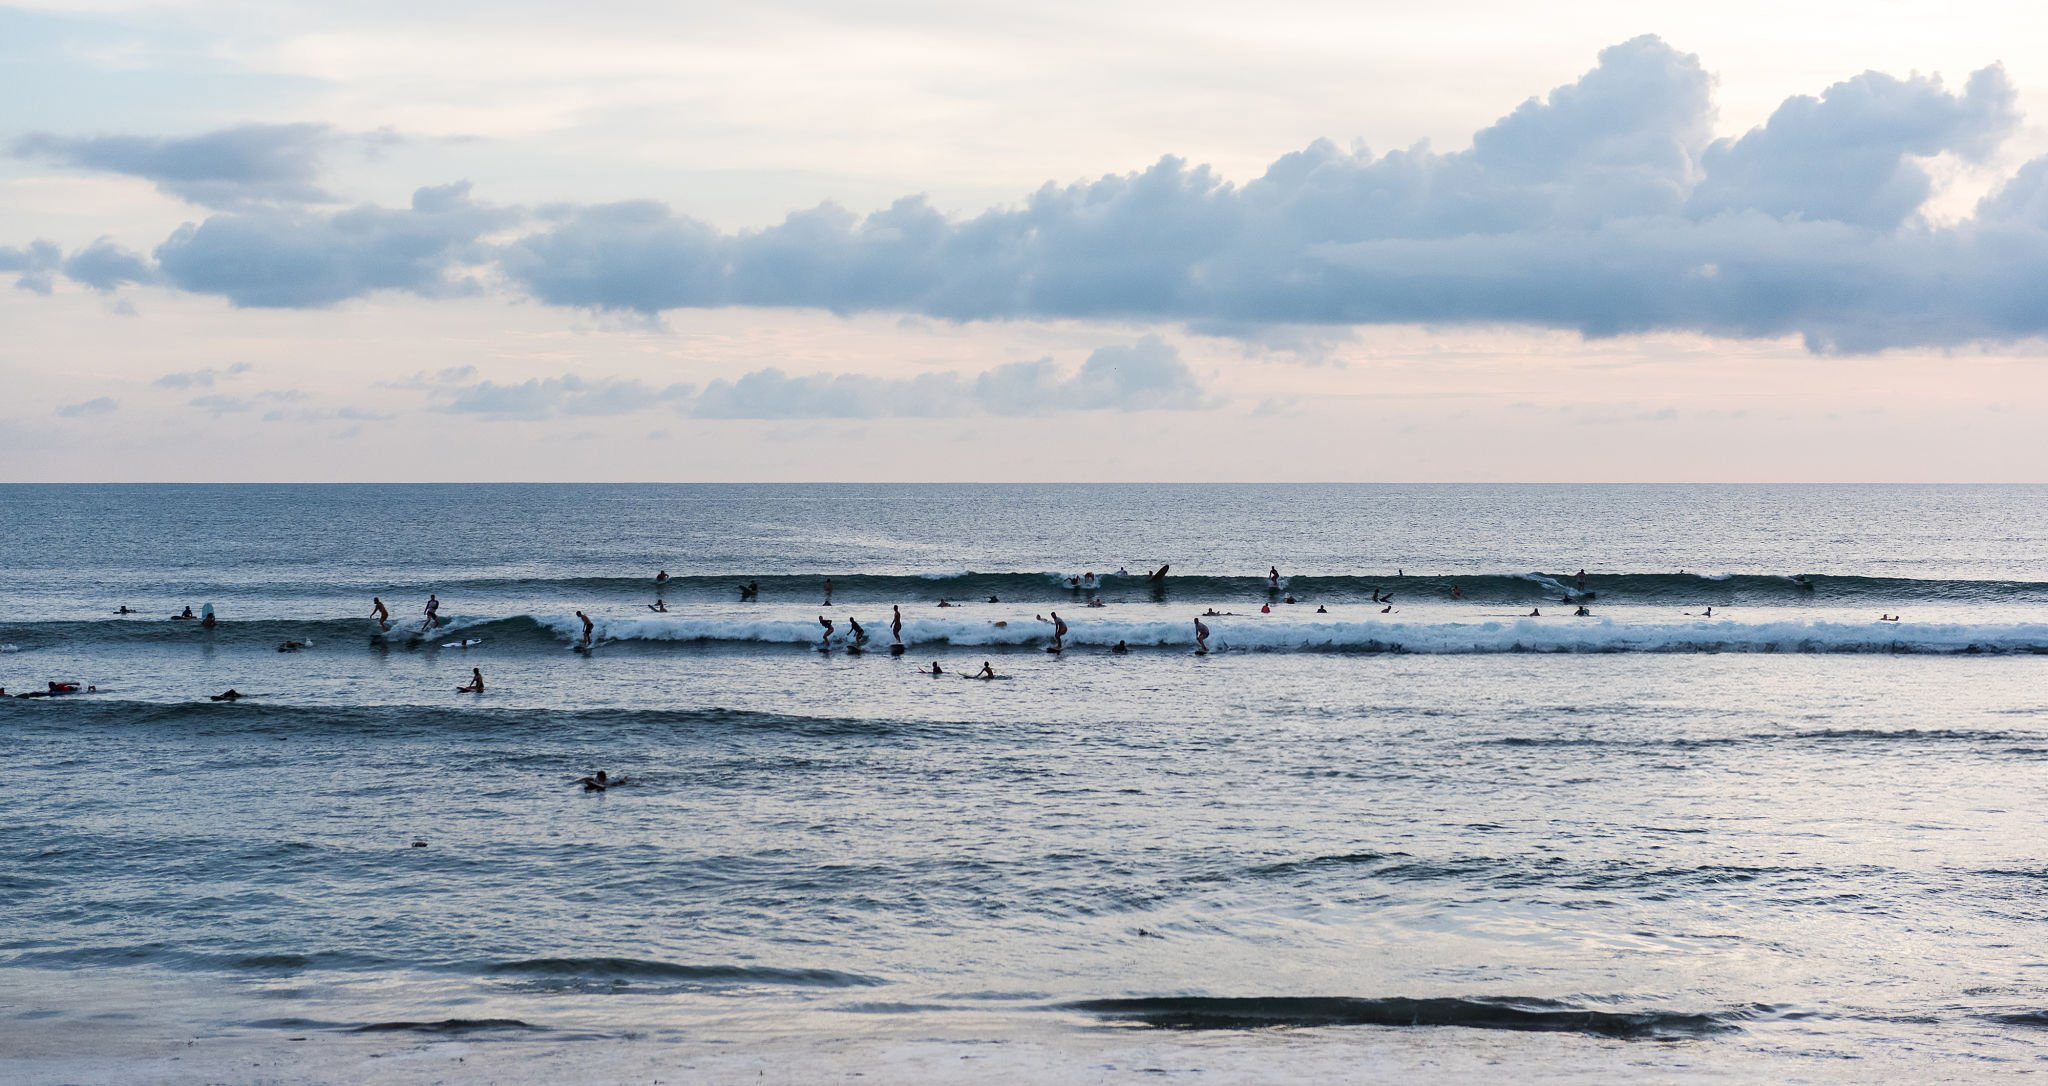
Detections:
[656, 570, 668, 584]
[649, 599, 668, 612]
[201, 606, 216, 630]
[987, 595, 1000, 603]
[371, 596, 391, 631]
[1049, 611, 1068, 651]
[1194, 616, 1210, 655]
[937, 599, 953, 608]
[1315, 604, 1327, 613]
[1450, 584, 1464, 600]
[818, 615, 834, 648]
[1283, 595, 1297, 604]
[1260, 603, 1271, 614]
[1087, 596, 1104, 608]
[1115, 567, 1130, 576]
[739, 580, 759, 600]
[457, 668, 484, 693]
[1574, 605, 1591, 617]
[927, 661, 944, 675]
[891, 605, 903, 645]
[973, 662, 996, 679]
[115, 606, 136, 615]
[1111, 640, 1129, 654]
[576, 770, 618, 792]
[577, 610, 594, 646]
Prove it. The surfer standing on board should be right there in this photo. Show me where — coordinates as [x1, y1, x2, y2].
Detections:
[818, 616, 834, 649]
[1194, 616, 1210, 655]
[371, 596, 391, 631]
[1049, 611, 1068, 652]
[891, 605, 903, 645]
[1269, 566, 1280, 591]
[576, 610, 594, 646]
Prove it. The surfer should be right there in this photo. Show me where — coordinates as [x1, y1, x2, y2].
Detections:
[1575, 569, 1587, 589]
[823, 578, 834, 606]
[209, 688, 242, 701]
[457, 668, 484, 693]
[1528, 608, 1542, 617]
[1268, 566, 1280, 591]
[1049, 611, 1067, 651]
[1574, 605, 1591, 617]
[277, 639, 309, 652]
[649, 599, 668, 612]
[818, 615, 834, 648]
[1194, 616, 1209, 655]
[1381, 604, 1394, 614]
[1083, 572, 1097, 588]
[1148, 565, 1170, 582]
[576, 610, 594, 646]
[927, 661, 944, 675]
[1111, 640, 1129, 654]
[656, 570, 669, 584]
[371, 596, 391, 631]
[987, 595, 1000, 603]
[1069, 576, 1082, 590]
[173, 606, 195, 620]
[1283, 595, 1297, 605]
[1795, 575, 1814, 591]
[1087, 597, 1105, 608]
[1316, 604, 1327, 613]
[115, 606, 135, 615]
[576, 770, 620, 792]
[1450, 584, 1464, 600]
[972, 662, 996, 680]
[848, 617, 867, 646]
[937, 599, 953, 608]
[200, 604, 216, 630]
[891, 605, 903, 645]
[424, 594, 440, 622]
[739, 580, 759, 600]
[1115, 567, 1130, 576]
[1260, 603, 1271, 613]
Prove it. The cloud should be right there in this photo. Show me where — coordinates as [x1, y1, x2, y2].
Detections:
[485, 36, 2041, 352]
[439, 375, 695, 420]
[152, 182, 516, 308]
[693, 336, 1210, 417]
[62, 239, 159, 292]
[188, 394, 254, 414]
[9, 38, 2048, 352]
[155, 363, 252, 389]
[11, 124, 341, 209]
[0, 240, 62, 293]
[55, 397, 117, 418]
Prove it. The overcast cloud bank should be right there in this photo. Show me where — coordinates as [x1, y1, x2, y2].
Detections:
[9, 37, 2048, 352]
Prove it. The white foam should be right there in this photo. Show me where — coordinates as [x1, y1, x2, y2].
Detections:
[542, 613, 2048, 655]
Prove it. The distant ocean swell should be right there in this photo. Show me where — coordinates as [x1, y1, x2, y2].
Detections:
[7, 614, 2048, 656]
[68, 570, 2048, 605]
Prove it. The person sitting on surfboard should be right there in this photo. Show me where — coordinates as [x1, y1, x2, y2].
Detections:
[927, 661, 943, 675]
[972, 662, 996, 679]
[457, 668, 483, 693]
[576, 610, 594, 646]
[173, 606, 195, 620]
[115, 606, 135, 615]
[1194, 617, 1209, 655]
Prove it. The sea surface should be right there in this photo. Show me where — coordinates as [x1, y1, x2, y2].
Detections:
[3, 483, 2046, 1082]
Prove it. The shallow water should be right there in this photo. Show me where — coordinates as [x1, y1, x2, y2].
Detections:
[3, 484, 2046, 1081]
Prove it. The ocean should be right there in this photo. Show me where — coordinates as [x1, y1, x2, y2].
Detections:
[3, 483, 2046, 1083]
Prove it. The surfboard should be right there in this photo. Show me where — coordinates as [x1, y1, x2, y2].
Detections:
[443, 638, 483, 649]
[889, 644, 906, 656]
[1045, 646, 1062, 654]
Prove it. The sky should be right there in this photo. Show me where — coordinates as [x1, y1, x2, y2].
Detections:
[4, 0, 2047, 482]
